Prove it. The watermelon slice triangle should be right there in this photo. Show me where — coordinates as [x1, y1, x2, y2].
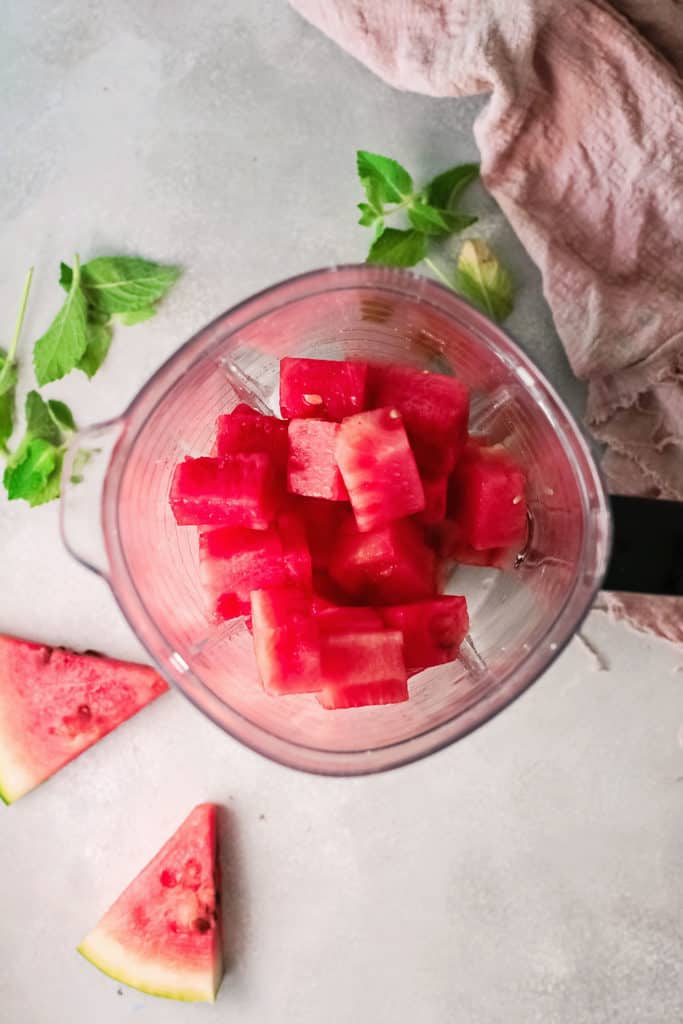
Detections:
[0, 634, 168, 804]
[79, 803, 223, 1003]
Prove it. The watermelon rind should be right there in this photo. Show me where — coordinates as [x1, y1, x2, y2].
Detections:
[77, 928, 222, 1003]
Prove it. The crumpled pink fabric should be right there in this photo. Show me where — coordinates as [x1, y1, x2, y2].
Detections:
[289, 0, 683, 643]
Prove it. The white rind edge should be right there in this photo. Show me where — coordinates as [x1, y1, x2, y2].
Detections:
[78, 926, 223, 1004]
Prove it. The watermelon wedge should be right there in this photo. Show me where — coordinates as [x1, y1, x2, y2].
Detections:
[0, 636, 167, 804]
[78, 803, 223, 1003]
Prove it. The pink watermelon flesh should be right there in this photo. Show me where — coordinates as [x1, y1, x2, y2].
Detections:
[287, 419, 348, 501]
[417, 474, 448, 525]
[317, 630, 408, 709]
[328, 516, 436, 604]
[435, 520, 515, 569]
[336, 407, 425, 531]
[447, 441, 527, 550]
[294, 497, 349, 569]
[250, 588, 322, 695]
[200, 518, 312, 621]
[78, 803, 223, 1003]
[169, 454, 279, 529]
[0, 635, 167, 804]
[380, 597, 469, 675]
[279, 357, 368, 421]
[368, 364, 470, 475]
[215, 404, 288, 469]
[315, 605, 384, 634]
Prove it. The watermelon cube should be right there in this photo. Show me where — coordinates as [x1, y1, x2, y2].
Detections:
[200, 517, 312, 620]
[447, 441, 527, 550]
[315, 605, 384, 634]
[417, 474, 448, 525]
[328, 517, 436, 604]
[287, 419, 348, 501]
[368, 364, 469, 475]
[317, 631, 408, 709]
[280, 357, 368, 421]
[215, 404, 288, 469]
[435, 519, 515, 569]
[250, 588, 321, 695]
[295, 497, 349, 569]
[277, 513, 314, 591]
[380, 597, 469, 675]
[336, 408, 425, 531]
[170, 454, 278, 529]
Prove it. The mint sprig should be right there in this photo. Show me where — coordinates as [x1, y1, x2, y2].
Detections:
[40, 254, 181, 384]
[355, 151, 515, 322]
[0, 268, 33, 453]
[3, 391, 76, 507]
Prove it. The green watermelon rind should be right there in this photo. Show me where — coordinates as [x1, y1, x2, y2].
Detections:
[78, 927, 222, 1004]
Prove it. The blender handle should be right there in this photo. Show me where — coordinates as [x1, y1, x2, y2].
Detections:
[59, 418, 125, 579]
[603, 495, 682, 596]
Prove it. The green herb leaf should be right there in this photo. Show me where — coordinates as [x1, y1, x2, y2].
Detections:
[117, 306, 156, 326]
[25, 390, 62, 445]
[0, 268, 34, 454]
[3, 437, 57, 503]
[0, 350, 18, 454]
[426, 163, 479, 211]
[28, 450, 64, 507]
[357, 151, 413, 206]
[408, 202, 477, 236]
[69, 446, 97, 485]
[47, 399, 76, 433]
[71, 256, 181, 314]
[455, 239, 514, 321]
[77, 321, 113, 379]
[59, 262, 73, 291]
[34, 255, 88, 385]
[366, 228, 428, 268]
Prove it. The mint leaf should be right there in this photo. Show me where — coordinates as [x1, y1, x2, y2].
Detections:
[28, 450, 64, 507]
[357, 151, 413, 206]
[3, 390, 75, 505]
[367, 228, 427, 268]
[34, 255, 88, 385]
[25, 390, 62, 445]
[4, 437, 57, 503]
[75, 256, 181, 314]
[47, 399, 76, 433]
[0, 268, 34, 454]
[59, 262, 73, 291]
[455, 239, 514, 321]
[408, 202, 477, 236]
[117, 306, 156, 326]
[0, 350, 18, 454]
[426, 163, 479, 210]
[77, 321, 113, 379]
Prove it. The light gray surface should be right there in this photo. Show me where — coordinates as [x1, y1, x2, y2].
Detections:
[0, 3, 681, 1023]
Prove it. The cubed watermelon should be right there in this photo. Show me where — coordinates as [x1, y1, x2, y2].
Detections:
[215, 404, 288, 470]
[435, 520, 515, 569]
[277, 514, 313, 591]
[200, 517, 311, 620]
[328, 517, 436, 604]
[287, 419, 348, 501]
[368, 364, 469, 475]
[315, 605, 384, 634]
[447, 441, 527, 550]
[317, 630, 408, 709]
[250, 588, 321, 695]
[336, 407, 425, 531]
[280, 357, 368, 421]
[170, 454, 278, 529]
[295, 497, 349, 569]
[380, 597, 469, 675]
[417, 474, 448, 525]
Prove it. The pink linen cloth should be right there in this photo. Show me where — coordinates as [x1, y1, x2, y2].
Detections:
[289, 0, 683, 644]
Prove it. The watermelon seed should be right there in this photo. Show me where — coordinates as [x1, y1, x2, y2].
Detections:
[77, 704, 91, 720]
[193, 916, 211, 933]
[303, 393, 323, 406]
[388, 409, 400, 420]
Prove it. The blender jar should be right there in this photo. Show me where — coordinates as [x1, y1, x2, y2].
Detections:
[61, 265, 611, 775]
